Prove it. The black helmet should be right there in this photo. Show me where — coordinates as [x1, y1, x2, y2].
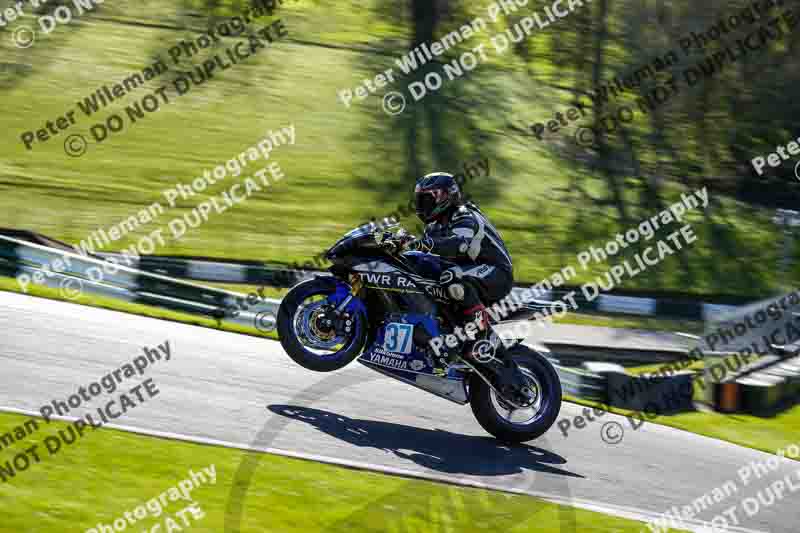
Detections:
[414, 172, 461, 223]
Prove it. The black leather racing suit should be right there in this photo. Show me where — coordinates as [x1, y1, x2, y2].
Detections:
[420, 201, 514, 317]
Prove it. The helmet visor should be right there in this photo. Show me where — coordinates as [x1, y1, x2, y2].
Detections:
[415, 190, 439, 221]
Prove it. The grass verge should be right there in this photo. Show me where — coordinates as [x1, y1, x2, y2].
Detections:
[0, 412, 685, 533]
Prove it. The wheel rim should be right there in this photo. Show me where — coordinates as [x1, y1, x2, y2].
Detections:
[291, 292, 360, 357]
[489, 367, 545, 426]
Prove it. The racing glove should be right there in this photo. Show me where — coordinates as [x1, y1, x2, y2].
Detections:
[404, 236, 434, 253]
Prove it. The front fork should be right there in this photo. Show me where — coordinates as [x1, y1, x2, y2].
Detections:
[334, 274, 362, 311]
[323, 275, 365, 336]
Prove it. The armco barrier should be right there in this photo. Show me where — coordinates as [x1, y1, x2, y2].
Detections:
[0, 235, 278, 332]
[541, 343, 690, 367]
[0, 229, 747, 321]
[0, 239, 19, 279]
[96, 252, 315, 288]
[101, 256, 738, 320]
[553, 365, 607, 402]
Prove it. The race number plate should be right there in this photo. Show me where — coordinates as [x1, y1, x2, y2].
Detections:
[383, 323, 414, 354]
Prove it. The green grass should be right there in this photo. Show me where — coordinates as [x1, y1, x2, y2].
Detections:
[0, 412, 686, 533]
[0, 0, 790, 299]
[625, 360, 705, 376]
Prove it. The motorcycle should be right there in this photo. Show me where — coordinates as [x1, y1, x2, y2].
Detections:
[276, 220, 562, 442]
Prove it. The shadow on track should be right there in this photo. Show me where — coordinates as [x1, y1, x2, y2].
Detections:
[224, 370, 578, 532]
[268, 404, 584, 479]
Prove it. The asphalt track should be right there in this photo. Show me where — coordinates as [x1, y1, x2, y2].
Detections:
[1, 291, 798, 532]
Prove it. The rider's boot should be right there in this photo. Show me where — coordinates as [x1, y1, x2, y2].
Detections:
[460, 304, 493, 360]
[431, 305, 492, 376]
[455, 305, 531, 401]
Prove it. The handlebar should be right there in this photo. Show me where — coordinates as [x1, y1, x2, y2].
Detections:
[380, 238, 405, 255]
[375, 229, 415, 255]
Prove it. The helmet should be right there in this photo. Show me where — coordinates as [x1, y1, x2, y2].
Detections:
[414, 172, 461, 223]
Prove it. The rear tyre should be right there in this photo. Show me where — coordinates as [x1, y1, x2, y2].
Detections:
[277, 277, 367, 372]
[469, 345, 562, 443]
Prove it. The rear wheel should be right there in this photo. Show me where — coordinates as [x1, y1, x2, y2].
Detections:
[277, 278, 367, 372]
[469, 345, 562, 443]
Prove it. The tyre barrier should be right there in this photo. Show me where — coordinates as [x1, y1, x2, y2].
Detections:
[738, 375, 785, 414]
[554, 362, 700, 414]
[604, 370, 696, 413]
[709, 349, 800, 415]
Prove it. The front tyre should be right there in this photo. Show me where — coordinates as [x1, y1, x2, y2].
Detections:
[277, 277, 367, 372]
[469, 345, 562, 443]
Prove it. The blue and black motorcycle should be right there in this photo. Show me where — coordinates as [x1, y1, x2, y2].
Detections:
[277, 220, 562, 442]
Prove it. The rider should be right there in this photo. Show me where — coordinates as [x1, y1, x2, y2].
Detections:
[404, 172, 514, 371]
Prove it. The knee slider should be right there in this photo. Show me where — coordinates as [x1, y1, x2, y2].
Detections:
[447, 283, 465, 301]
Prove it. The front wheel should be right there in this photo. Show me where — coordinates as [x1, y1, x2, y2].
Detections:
[277, 277, 368, 372]
[469, 345, 562, 443]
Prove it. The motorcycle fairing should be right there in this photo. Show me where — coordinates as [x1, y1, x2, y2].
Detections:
[357, 313, 469, 404]
[351, 260, 424, 294]
[349, 256, 453, 303]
